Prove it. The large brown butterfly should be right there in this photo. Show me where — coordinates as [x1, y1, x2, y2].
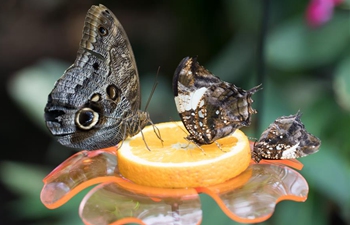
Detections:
[45, 5, 150, 150]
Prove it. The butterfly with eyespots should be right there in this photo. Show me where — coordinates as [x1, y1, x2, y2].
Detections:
[44, 5, 151, 150]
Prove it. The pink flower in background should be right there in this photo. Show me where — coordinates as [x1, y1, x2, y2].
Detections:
[306, 0, 343, 27]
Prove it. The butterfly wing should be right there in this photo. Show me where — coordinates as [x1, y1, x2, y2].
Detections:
[45, 5, 148, 150]
[173, 57, 224, 144]
[173, 57, 260, 144]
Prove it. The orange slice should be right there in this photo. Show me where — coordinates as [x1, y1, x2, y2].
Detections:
[117, 121, 251, 188]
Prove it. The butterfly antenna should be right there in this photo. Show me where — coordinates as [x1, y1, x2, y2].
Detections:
[248, 136, 258, 142]
[118, 123, 127, 150]
[144, 66, 160, 111]
[143, 67, 163, 145]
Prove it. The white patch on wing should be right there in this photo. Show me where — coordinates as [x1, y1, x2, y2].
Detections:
[174, 96, 182, 112]
[174, 87, 207, 113]
[190, 87, 207, 110]
[281, 142, 300, 159]
[198, 110, 204, 118]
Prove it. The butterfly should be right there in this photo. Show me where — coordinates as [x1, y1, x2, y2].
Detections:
[173, 56, 262, 145]
[44, 5, 150, 150]
[252, 111, 321, 163]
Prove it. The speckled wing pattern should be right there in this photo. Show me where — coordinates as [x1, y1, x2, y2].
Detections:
[44, 5, 150, 150]
[173, 57, 261, 145]
[252, 111, 321, 163]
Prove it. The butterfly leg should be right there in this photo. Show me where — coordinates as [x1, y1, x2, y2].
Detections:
[139, 128, 151, 151]
[149, 120, 164, 146]
[214, 141, 227, 152]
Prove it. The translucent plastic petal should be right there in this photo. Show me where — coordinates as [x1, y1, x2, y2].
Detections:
[254, 158, 304, 170]
[79, 181, 202, 225]
[40, 147, 119, 209]
[40, 146, 308, 224]
[197, 163, 308, 223]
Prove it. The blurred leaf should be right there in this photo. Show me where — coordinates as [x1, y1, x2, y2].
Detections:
[57, 213, 85, 225]
[258, 77, 291, 133]
[0, 161, 89, 223]
[208, 35, 256, 82]
[272, 191, 328, 225]
[224, 0, 261, 33]
[7, 59, 69, 130]
[18, 186, 87, 221]
[300, 142, 350, 221]
[267, 13, 350, 70]
[8, 198, 52, 220]
[282, 78, 329, 112]
[340, 0, 350, 7]
[0, 161, 48, 197]
[289, 85, 334, 137]
[301, 92, 350, 158]
[8, 190, 88, 222]
[0, 161, 53, 219]
[200, 193, 242, 225]
[334, 55, 350, 112]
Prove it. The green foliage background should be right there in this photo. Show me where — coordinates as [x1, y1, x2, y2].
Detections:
[1, 0, 349, 224]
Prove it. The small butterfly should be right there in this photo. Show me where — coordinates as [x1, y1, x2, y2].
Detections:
[173, 56, 262, 145]
[252, 111, 321, 163]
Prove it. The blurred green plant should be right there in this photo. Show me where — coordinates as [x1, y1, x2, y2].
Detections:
[0, 161, 87, 225]
[3, 0, 350, 224]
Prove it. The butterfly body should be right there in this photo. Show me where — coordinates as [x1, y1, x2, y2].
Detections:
[44, 5, 149, 150]
[173, 57, 261, 145]
[253, 111, 321, 162]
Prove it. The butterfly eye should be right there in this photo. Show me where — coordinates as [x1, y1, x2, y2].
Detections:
[98, 26, 108, 36]
[75, 108, 99, 130]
